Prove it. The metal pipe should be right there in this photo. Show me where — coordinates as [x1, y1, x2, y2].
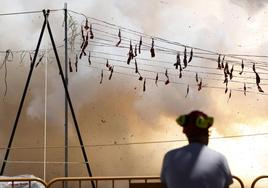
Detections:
[0, 177, 47, 187]
[64, 2, 69, 185]
[250, 175, 268, 188]
[46, 176, 161, 188]
[232, 175, 244, 188]
[46, 175, 244, 188]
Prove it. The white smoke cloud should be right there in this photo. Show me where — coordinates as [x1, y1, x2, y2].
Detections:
[231, 0, 268, 14]
[0, 1, 268, 187]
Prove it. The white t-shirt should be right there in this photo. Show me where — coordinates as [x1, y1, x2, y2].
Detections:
[161, 143, 233, 188]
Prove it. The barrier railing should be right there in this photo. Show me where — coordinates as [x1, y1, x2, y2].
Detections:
[46, 176, 161, 188]
[0, 175, 245, 188]
[232, 175, 244, 188]
[0, 177, 47, 188]
[251, 175, 268, 188]
[46, 176, 244, 188]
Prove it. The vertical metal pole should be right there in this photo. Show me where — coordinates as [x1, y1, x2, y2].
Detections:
[64, 2, 69, 183]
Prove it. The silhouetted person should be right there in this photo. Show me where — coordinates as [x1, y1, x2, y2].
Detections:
[161, 110, 233, 188]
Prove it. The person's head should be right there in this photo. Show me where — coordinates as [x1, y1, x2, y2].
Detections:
[176, 110, 214, 145]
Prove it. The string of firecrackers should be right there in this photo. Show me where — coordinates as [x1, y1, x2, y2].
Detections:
[0, 49, 56, 98]
[0, 44, 265, 101]
[67, 18, 266, 101]
[0, 50, 13, 97]
[0, 16, 266, 100]
[68, 10, 268, 71]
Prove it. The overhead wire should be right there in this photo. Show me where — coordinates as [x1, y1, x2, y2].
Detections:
[4, 38, 267, 75]
[0, 18, 266, 73]
[72, 27, 268, 70]
[68, 29, 268, 93]
[75, 62, 268, 95]
[2, 8, 268, 168]
[0, 9, 266, 93]
[68, 9, 268, 69]
[88, 55, 261, 85]
[0, 7, 262, 71]
[7, 50, 266, 95]
[0, 44, 64, 54]
[0, 47, 265, 95]
[75, 48, 268, 84]
[74, 41, 268, 74]
[1, 160, 87, 164]
[86, 49, 268, 77]
[1, 131, 268, 151]
[0, 9, 63, 17]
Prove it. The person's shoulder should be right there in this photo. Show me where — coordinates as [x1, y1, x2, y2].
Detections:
[164, 145, 189, 157]
[165, 148, 180, 156]
[205, 146, 228, 160]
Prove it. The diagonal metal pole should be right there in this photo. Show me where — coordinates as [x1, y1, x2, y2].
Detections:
[45, 9, 95, 188]
[0, 9, 49, 175]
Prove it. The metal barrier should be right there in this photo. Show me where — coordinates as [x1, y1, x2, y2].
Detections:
[46, 176, 161, 188]
[232, 175, 244, 188]
[251, 175, 268, 188]
[46, 176, 244, 188]
[0, 175, 245, 188]
[0, 177, 47, 188]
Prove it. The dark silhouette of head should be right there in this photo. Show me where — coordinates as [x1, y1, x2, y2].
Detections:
[176, 110, 214, 145]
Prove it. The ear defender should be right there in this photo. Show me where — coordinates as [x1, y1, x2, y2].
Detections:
[176, 115, 187, 127]
[196, 116, 214, 129]
[176, 114, 214, 129]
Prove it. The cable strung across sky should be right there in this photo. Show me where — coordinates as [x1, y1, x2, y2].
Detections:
[0, 8, 267, 98]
